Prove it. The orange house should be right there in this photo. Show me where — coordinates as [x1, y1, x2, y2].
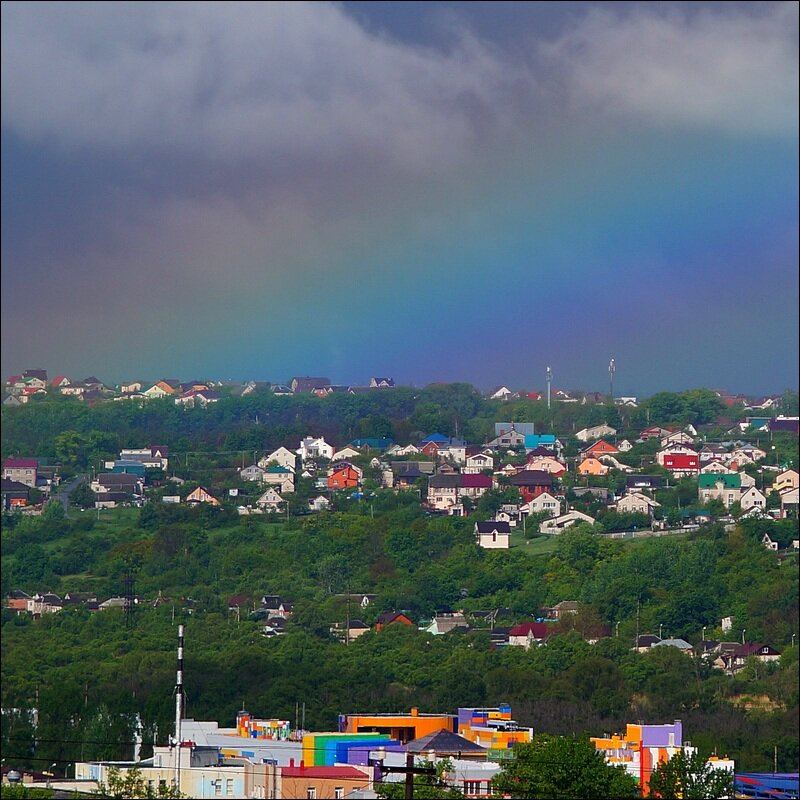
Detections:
[341, 708, 454, 743]
[581, 440, 619, 458]
[186, 486, 220, 505]
[375, 611, 414, 632]
[327, 465, 360, 490]
[577, 457, 609, 476]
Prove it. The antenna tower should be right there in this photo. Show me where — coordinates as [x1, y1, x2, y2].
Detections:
[546, 366, 552, 410]
[608, 358, 616, 400]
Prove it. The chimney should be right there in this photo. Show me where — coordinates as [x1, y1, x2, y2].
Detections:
[410, 708, 419, 717]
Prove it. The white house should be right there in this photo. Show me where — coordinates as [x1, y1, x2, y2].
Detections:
[256, 487, 284, 512]
[297, 436, 334, 462]
[474, 520, 511, 549]
[617, 440, 634, 452]
[463, 452, 494, 474]
[240, 464, 266, 482]
[616, 492, 660, 517]
[331, 447, 361, 462]
[308, 495, 331, 512]
[739, 486, 767, 513]
[540, 510, 595, 532]
[523, 492, 561, 518]
[700, 461, 735, 475]
[772, 469, 799, 494]
[488, 386, 515, 401]
[575, 424, 617, 442]
[258, 447, 296, 472]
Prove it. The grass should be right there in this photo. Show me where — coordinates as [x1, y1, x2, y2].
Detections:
[510, 531, 560, 555]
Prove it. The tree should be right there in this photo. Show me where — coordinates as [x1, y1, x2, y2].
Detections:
[492, 735, 638, 799]
[647, 749, 734, 799]
[95, 767, 182, 798]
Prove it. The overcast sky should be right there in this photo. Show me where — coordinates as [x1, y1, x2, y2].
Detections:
[2, 1, 797, 394]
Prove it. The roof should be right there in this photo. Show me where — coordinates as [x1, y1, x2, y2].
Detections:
[429, 474, 462, 488]
[421, 432, 450, 443]
[3, 458, 38, 469]
[509, 622, 551, 639]
[461, 473, 492, 488]
[407, 729, 486, 755]
[376, 611, 412, 626]
[282, 766, 368, 778]
[291, 376, 331, 392]
[508, 470, 553, 486]
[475, 520, 511, 534]
[1, 478, 30, 492]
[698, 473, 741, 489]
[652, 638, 693, 650]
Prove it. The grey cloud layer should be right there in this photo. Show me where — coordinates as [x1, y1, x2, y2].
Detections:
[2, 0, 797, 174]
[543, 2, 798, 137]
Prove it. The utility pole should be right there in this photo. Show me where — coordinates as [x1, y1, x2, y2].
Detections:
[379, 753, 436, 800]
[174, 624, 185, 793]
[546, 366, 552, 410]
[405, 752, 414, 800]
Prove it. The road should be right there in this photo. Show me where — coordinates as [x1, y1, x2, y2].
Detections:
[49, 474, 86, 517]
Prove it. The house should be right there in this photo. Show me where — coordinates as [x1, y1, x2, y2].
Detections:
[2, 458, 38, 488]
[327, 463, 362, 490]
[375, 611, 414, 632]
[185, 487, 220, 505]
[290, 376, 331, 393]
[474, 520, 511, 549]
[260, 595, 294, 618]
[617, 439, 633, 452]
[427, 474, 461, 510]
[633, 634, 662, 653]
[572, 486, 610, 502]
[258, 447, 297, 472]
[657, 446, 699, 477]
[698, 474, 742, 508]
[281, 764, 373, 799]
[660, 431, 695, 447]
[524, 434, 560, 453]
[240, 464, 266, 482]
[350, 437, 394, 451]
[639, 426, 673, 441]
[580, 440, 620, 459]
[22, 368, 48, 384]
[387, 443, 420, 456]
[615, 396, 638, 407]
[174, 388, 221, 406]
[768, 415, 799, 434]
[308, 495, 330, 512]
[739, 486, 767, 513]
[540, 510, 595, 532]
[728, 446, 767, 466]
[548, 600, 580, 619]
[331, 446, 361, 462]
[143, 381, 176, 398]
[525, 455, 566, 476]
[507, 470, 553, 502]
[508, 622, 553, 649]
[1, 479, 30, 510]
[625, 475, 665, 492]
[459, 473, 493, 501]
[779, 486, 798, 518]
[270, 384, 293, 396]
[575, 424, 617, 442]
[714, 643, 782, 673]
[406, 729, 487, 760]
[616, 492, 660, 517]
[487, 385, 515, 401]
[369, 376, 395, 388]
[3, 395, 22, 407]
[330, 619, 371, 641]
[297, 436, 334, 462]
[577, 457, 609, 476]
[699, 460, 735, 474]
[463, 452, 494, 474]
[487, 428, 526, 449]
[50, 375, 71, 389]
[772, 469, 800, 494]
[522, 492, 561, 517]
[256, 488, 284, 512]
[651, 638, 694, 655]
[92, 473, 144, 497]
[424, 611, 470, 635]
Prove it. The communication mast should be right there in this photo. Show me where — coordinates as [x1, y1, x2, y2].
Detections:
[608, 358, 616, 400]
[546, 366, 552, 409]
[174, 625, 185, 791]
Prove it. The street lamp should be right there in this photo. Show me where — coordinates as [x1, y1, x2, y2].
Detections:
[742, 629, 746, 645]
[659, 623, 664, 639]
[615, 621, 620, 638]
[702, 626, 707, 641]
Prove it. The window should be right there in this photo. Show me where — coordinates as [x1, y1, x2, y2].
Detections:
[226, 778, 234, 795]
[307, 789, 317, 800]
[334, 789, 344, 799]
[214, 779, 222, 796]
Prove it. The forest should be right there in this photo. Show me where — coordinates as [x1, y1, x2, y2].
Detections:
[1, 385, 798, 778]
